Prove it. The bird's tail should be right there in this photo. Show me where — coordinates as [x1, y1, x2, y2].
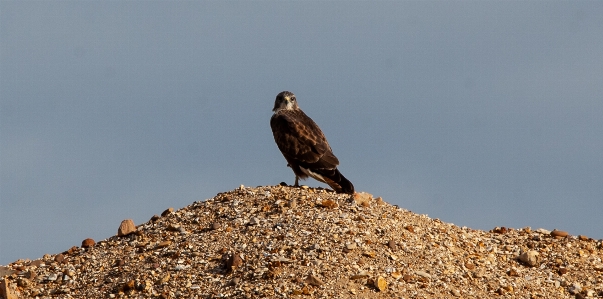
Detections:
[319, 168, 355, 195]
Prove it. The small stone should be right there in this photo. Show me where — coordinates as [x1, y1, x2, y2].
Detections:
[123, 280, 135, 291]
[167, 224, 181, 232]
[351, 271, 369, 280]
[305, 274, 324, 286]
[158, 273, 170, 284]
[518, 250, 539, 267]
[230, 277, 240, 286]
[227, 252, 243, 272]
[508, 268, 519, 277]
[29, 260, 44, 267]
[211, 222, 221, 230]
[362, 251, 376, 258]
[320, 199, 338, 209]
[374, 276, 387, 291]
[388, 240, 398, 251]
[464, 262, 475, 270]
[550, 229, 568, 238]
[287, 199, 297, 208]
[46, 273, 58, 281]
[118, 219, 136, 236]
[81, 238, 95, 248]
[352, 192, 372, 206]
[451, 289, 461, 297]
[535, 228, 551, 234]
[558, 267, 568, 275]
[156, 240, 172, 248]
[0, 280, 18, 299]
[568, 282, 582, 294]
[174, 265, 186, 271]
[415, 271, 431, 279]
[473, 269, 486, 278]
[578, 235, 589, 241]
[54, 254, 65, 263]
[391, 271, 402, 279]
[150, 214, 160, 222]
[346, 243, 357, 250]
[249, 217, 259, 225]
[161, 207, 174, 217]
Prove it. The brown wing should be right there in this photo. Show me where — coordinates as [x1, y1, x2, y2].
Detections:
[270, 109, 339, 170]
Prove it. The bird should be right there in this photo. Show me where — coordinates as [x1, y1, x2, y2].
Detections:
[270, 91, 354, 194]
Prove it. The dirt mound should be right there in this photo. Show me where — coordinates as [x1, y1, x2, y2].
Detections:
[1, 185, 602, 298]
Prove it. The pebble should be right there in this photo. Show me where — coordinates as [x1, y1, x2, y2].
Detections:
[156, 240, 171, 248]
[305, 274, 324, 286]
[81, 238, 95, 248]
[415, 271, 431, 279]
[387, 240, 398, 251]
[117, 219, 136, 236]
[374, 276, 387, 291]
[550, 229, 568, 238]
[227, 253, 243, 271]
[568, 282, 582, 294]
[519, 250, 539, 267]
[161, 207, 174, 217]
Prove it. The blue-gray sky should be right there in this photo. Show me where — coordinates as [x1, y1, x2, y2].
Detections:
[1, 1, 602, 264]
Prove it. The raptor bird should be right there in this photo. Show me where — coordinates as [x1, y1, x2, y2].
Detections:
[270, 91, 354, 194]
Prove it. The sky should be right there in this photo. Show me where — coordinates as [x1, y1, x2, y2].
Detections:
[1, 1, 602, 265]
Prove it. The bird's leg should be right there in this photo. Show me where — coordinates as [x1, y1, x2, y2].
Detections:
[294, 176, 299, 187]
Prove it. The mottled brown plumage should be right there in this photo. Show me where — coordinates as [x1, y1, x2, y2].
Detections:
[270, 91, 354, 194]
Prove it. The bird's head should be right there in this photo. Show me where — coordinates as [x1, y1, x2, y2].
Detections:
[273, 91, 299, 112]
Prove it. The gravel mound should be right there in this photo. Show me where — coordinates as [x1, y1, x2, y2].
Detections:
[1, 185, 602, 298]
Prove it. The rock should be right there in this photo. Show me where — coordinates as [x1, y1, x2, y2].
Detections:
[28, 260, 44, 267]
[150, 214, 160, 222]
[287, 199, 297, 208]
[81, 238, 95, 248]
[518, 250, 539, 267]
[415, 271, 431, 279]
[0, 279, 18, 299]
[229, 277, 240, 286]
[305, 274, 324, 286]
[535, 228, 551, 234]
[46, 273, 58, 281]
[350, 271, 369, 280]
[568, 282, 582, 294]
[388, 240, 398, 251]
[118, 219, 136, 236]
[156, 240, 171, 248]
[346, 243, 357, 250]
[227, 252, 243, 272]
[54, 253, 65, 263]
[211, 222, 221, 230]
[320, 199, 338, 209]
[161, 207, 174, 217]
[352, 192, 372, 206]
[550, 229, 568, 238]
[374, 276, 387, 291]
[451, 289, 461, 297]
[248, 217, 260, 225]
